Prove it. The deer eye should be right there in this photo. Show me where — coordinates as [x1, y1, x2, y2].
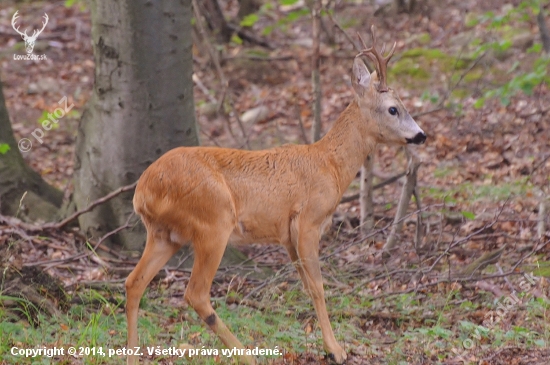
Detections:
[388, 107, 398, 116]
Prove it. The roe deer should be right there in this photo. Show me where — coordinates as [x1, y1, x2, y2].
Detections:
[126, 26, 426, 365]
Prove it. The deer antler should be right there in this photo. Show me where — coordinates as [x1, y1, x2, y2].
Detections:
[11, 12, 48, 39]
[356, 25, 396, 93]
[11, 11, 28, 38]
[32, 13, 49, 38]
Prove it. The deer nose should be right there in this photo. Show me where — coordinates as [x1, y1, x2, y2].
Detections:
[406, 132, 426, 145]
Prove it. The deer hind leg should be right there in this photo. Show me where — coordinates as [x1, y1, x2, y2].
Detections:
[126, 229, 181, 365]
[184, 227, 256, 365]
[287, 222, 347, 364]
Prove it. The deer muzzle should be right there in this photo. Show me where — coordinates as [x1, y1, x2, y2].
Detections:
[406, 132, 427, 145]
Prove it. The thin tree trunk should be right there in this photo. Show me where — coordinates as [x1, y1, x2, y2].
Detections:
[73, 0, 199, 253]
[360, 154, 374, 232]
[537, 6, 550, 54]
[310, 0, 322, 143]
[196, 0, 232, 43]
[383, 147, 422, 258]
[237, 0, 260, 20]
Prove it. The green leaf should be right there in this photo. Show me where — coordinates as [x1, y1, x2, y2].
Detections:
[262, 25, 274, 36]
[473, 98, 485, 109]
[527, 43, 542, 54]
[231, 34, 243, 45]
[240, 14, 259, 27]
[535, 339, 546, 347]
[507, 61, 520, 73]
[461, 211, 476, 220]
[285, 9, 308, 22]
[500, 96, 511, 106]
[0, 143, 10, 155]
[280, 0, 299, 5]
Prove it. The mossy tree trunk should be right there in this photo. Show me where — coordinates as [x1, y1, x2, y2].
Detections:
[0, 80, 62, 221]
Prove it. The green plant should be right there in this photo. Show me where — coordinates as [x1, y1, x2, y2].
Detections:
[473, 1, 549, 107]
[0, 143, 10, 154]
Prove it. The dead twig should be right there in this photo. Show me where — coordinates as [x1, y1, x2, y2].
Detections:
[26, 213, 136, 268]
[43, 182, 137, 231]
[458, 245, 507, 278]
[339, 171, 407, 204]
[475, 281, 505, 297]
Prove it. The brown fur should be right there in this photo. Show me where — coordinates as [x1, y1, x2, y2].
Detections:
[125, 57, 425, 365]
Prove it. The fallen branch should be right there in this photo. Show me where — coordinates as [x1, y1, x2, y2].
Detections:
[339, 171, 407, 204]
[26, 213, 136, 268]
[476, 281, 505, 297]
[43, 181, 138, 231]
[226, 23, 274, 49]
[458, 245, 506, 278]
[0, 182, 138, 267]
[371, 271, 524, 300]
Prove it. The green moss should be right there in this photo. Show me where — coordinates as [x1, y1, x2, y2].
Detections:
[533, 265, 550, 278]
[451, 88, 470, 99]
[390, 58, 430, 79]
[463, 69, 484, 82]
[422, 178, 530, 203]
[390, 48, 473, 83]
[417, 32, 431, 45]
[401, 48, 447, 59]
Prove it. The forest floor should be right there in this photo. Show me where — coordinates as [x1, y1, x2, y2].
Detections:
[1, 0, 550, 364]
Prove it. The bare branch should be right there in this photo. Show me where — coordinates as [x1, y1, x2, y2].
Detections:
[383, 147, 422, 258]
[43, 181, 138, 230]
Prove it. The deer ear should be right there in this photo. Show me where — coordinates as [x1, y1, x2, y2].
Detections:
[352, 58, 371, 96]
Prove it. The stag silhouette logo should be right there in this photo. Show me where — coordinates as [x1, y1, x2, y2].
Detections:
[11, 11, 49, 54]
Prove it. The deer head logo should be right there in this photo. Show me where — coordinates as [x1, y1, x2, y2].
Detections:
[11, 11, 49, 54]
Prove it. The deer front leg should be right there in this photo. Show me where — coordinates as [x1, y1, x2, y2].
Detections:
[289, 226, 347, 364]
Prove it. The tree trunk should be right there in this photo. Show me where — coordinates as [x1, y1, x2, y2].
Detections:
[310, 0, 322, 143]
[383, 147, 422, 258]
[237, 0, 261, 20]
[73, 0, 199, 253]
[196, 0, 232, 43]
[359, 155, 374, 233]
[537, 5, 550, 54]
[0, 80, 62, 221]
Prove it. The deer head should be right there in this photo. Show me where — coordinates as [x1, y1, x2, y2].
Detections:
[11, 11, 49, 54]
[352, 25, 426, 146]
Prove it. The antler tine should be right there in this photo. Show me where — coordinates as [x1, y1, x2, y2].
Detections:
[35, 13, 49, 36]
[11, 11, 27, 37]
[384, 41, 397, 62]
[355, 26, 397, 92]
[356, 31, 379, 72]
[356, 32, 371, 54]
[370, 24, 395, 92]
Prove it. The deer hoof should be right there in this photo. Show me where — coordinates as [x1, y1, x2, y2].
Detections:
[325, 350, 347, 364]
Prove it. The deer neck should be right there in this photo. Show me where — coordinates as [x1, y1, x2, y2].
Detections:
[314, 100, 377, 196]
